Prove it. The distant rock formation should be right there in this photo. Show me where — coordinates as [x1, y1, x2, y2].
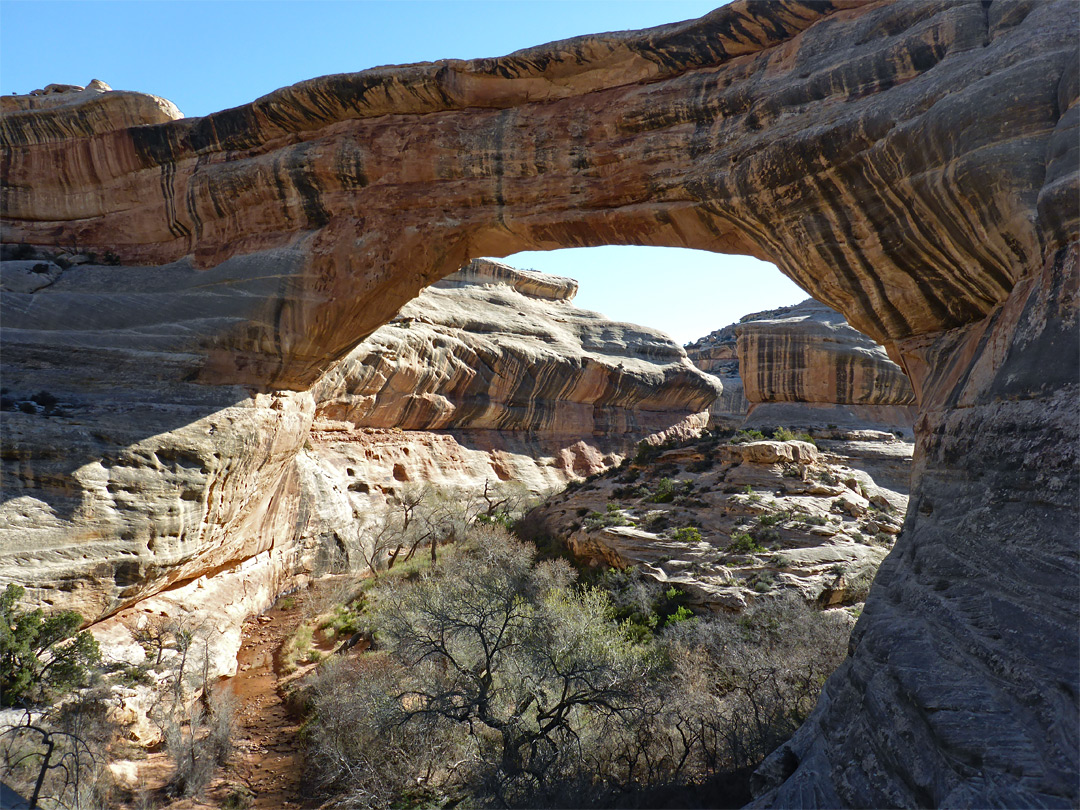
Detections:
[317, 259, 718, 436]
[2, 255, 716, 679]
[687, 300, 916, 433]
[684, 319, 752, 429]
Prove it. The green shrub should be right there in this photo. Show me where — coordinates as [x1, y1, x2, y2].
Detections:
[743, 485, 763, 503]
[475, 510, 515, 530]
[0, 584, 101, 707]
[729, 533, 765, 554]
[632, 441, 664, 465]
[584, 508, 630, 531]
[320, 601, 367, 639]
[750, 572, 775, 593]
[731, 429, 765, 444]
[750, 526, 781, 544]
[646, 477, 678, 504]
[670, 526, 702, 544]
[772, 427, 817, 445]
[664, 605, 695, 626]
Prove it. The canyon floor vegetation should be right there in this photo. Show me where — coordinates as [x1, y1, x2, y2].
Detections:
[299, 520, 851, 809]
[0, 435, 862, 810]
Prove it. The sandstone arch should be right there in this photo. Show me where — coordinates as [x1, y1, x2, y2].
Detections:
[1, 0, 1077, 806]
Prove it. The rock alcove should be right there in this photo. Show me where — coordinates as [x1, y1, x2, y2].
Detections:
[1, 1, 1076, 806]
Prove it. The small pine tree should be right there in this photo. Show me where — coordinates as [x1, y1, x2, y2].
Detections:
[0, 584, 101, 707]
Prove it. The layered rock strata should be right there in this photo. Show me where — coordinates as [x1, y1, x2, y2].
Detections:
[740, 300, 916, 434]
[1, 256, 716, 676]
[684, 320, 752, 428]
[686, 299, 916, 432]
[1, 0, 1077, 804]
[315, 259, 718, 437]
[295, 258, 719, 580]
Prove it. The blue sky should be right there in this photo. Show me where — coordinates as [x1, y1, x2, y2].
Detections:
[1, 0, 808, 344]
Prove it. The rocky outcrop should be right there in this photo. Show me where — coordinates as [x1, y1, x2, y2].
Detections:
[526, 430, 911, 613]
[738, 299, 916, 434]
[684, 320, 752, 428]
[0, 78, 182, 143]
[1, 256, 715, 677]
[316, 258, 718, 436]
[1, 0, 1077, 804]
[1, 2, 1073, 390]
[287, 258, 719, 594]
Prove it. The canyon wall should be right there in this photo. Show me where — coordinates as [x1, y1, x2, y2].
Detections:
[0, 252, 715, 674]
[1, 0, 1076, 805]
[685, 320, 753, 428]
[686, 299, 916, 432]
[315, 258, 718, 437]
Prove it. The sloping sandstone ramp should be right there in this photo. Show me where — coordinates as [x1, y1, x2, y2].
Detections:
[2, 1, 1077, 806]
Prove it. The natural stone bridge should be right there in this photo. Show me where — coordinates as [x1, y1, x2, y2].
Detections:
[1, 0, 1076, 806]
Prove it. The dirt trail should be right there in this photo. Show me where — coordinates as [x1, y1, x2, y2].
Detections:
[223, 590, 315, 809]
[153, 582, 340, 810]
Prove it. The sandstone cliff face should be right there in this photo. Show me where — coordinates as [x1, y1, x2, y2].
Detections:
[1, 0, 1077, 804]
[737, 300, 914, 407]
[684, 321, 751, 429]
[316, 259, 718, 437]
[292, 258, 718, 583]
[686, 299, 916, 432]
[0, 254, 715, 678]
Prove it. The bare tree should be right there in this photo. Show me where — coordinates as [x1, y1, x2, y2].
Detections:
[142, 617, 236, 799]
[306, 526, 661, 808]
[303, 526, 852, 809]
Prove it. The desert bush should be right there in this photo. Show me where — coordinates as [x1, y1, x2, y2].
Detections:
[757, 512, 785, 527]
[771, 427, 816, 445]
[750, 526, 781, 544]
[306, 528, 663, 807]
[646, 477, 678, 504]
[729, 533, 766, 554]
[355, 482, 537, 578]
[304, 528, 852, 809]
[132, 617, 238, 800]
[162, 688, 236, 798]
[0, 584, 101, 707]
[653, 597, 849, 781]
[670, 526, 702, 544]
